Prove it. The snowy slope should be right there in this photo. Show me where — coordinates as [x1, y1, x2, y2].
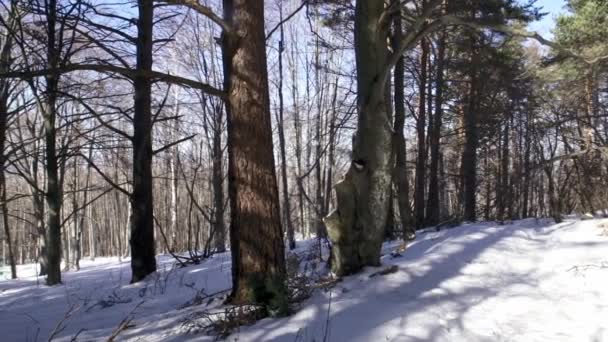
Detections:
[1, 218, 607, 341]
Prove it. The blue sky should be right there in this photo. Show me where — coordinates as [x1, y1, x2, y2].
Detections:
[528, 0, 568, 37]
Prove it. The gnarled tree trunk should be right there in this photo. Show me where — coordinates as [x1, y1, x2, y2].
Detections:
[324, 0, 393, 277]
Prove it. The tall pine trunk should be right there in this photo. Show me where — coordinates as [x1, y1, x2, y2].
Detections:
[222, 0, 286, 304]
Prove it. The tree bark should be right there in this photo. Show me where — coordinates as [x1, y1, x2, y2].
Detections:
[43, 0, 62, 285]
[222, 0, 286, 304]
[461, 47, 479, 222]
[414, 38, 428, 228]
[392, 10, 414, 240]
[212, 102, 225, 252]
[324, 0, 393, 276]
[0, 30, 15, 279]
[130, 0, 157, 283]
[426, 28, 446, 226]
[277, 8, 295, 250]
[0, 132, 16, 279]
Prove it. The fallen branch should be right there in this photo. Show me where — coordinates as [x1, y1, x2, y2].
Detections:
[106, 301, 145, 342]
[48, 304, 80, 341]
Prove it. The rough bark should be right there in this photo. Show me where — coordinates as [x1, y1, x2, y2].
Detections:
[324, 0, 393, 276]
[223, 0, 286, 304]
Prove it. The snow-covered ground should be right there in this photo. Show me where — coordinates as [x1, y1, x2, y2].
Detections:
[1, 217, 607, 341]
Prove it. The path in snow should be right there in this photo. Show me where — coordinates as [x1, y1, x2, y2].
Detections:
[1, 218, 607, 341]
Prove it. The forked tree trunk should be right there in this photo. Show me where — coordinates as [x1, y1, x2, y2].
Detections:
[222, 0, 286, 304]
[324, 0, 393, 276]
[130, 0, 156, 283]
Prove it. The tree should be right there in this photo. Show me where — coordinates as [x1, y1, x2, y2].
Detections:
[128, 0, 157, 283]
[0, 0, 18, 279]
[392, 5, 414, 239]
[324, 0, 394, 276]
[221, 0, 287, 306]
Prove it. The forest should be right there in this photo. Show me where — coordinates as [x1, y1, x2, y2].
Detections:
[0, 0, 607, 341]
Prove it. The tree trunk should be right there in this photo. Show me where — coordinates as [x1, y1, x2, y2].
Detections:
[499, 122, 510, 221]
[44, 0, 62, 285]
[169, 105, 179, 252]
[222, 0, 286, 305]
[426, 28, 446, 226]
[84, 135, 95, 261]
[414, 38, 428, 228]
[277, 9, 295, 250]
[392, 11, 413, 240]
[212, 104, 225, 252]
[461, 55, 479, 222]
[0, 150, 16, 279]
[0, 2, 16, 279]
[314, 30, 327, 241]
[521, 112, 532, 218]
[130, 0, 156, 283]
[324, 0, 393, 276]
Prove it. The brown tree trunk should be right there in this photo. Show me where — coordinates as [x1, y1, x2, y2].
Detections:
[222, 0, 286, 305]
[130, 0, 157, 283]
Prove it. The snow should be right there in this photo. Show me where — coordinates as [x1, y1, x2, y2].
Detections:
[1, 217, 608, 341]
